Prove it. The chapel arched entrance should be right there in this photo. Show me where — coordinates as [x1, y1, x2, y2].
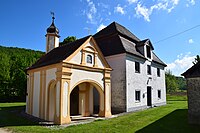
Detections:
[69, 81, 104, 117]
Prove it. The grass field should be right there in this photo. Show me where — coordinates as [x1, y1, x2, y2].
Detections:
[0, 94, 200, 133]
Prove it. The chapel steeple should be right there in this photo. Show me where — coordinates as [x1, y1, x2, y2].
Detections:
[46, 12, 60, 53]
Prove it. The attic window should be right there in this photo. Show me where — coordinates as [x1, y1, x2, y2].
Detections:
[87, 55, 92, 64]
[146, 45, 151, 58]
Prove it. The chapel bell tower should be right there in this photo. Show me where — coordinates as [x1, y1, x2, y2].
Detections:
[46, 12, 60, 53]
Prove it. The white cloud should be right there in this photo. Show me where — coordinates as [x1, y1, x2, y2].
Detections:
[97, 23, 106, 32]
[187, 0, 195, 6]
[134, 0, 180, 22]
[166, 52, 195, 76]
[127, 0, 138, 4]
[114, 4, 125, 15]
[85, 0, 97, 24]
[188, 39, 194, 44]
[135, 4, 151, 22]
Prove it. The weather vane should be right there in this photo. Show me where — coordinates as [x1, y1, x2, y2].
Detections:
[50, 11, 55, 22]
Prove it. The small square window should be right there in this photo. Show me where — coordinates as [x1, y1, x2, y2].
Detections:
[158, 90, 161, 99]
[135, 90, 141, 102]
[147, 65, 151, 75]
[135, 62, 140, 73]
[87, 55, 92, 64]
[157, 68, 160, 77]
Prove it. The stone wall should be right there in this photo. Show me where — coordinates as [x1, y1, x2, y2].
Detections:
[187, 78, 200, 125]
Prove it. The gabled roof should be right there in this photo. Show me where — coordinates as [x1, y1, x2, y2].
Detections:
[137, 39, 154, 50]
[94, 22, 140, 43]
[182, 62, 200, 78]
[27, 35, 91, 70]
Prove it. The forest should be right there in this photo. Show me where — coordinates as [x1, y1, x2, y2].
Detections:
[0, 46, 44, 102]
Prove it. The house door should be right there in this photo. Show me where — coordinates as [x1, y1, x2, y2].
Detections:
[147, 86, 152, 106]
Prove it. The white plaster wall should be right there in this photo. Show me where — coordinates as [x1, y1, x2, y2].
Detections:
[70, 51, 81, 64]
[70, 69, 104, 92]
[126, 54, 166, 112]
[32, 71, 40, 117]
[45, 68, 57, 119]
[56, 81, 60, 117]
[97, 54, 104, 68]
[151, 62, 166, 106]
[63, 82, 68, 118]
[105, 53, 126, 112]
[55, 36, 59, 48]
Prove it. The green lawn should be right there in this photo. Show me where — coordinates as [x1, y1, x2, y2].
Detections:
[0, 94, 200, 133]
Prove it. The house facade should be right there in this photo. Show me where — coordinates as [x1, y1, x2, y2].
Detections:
[94, 22, 167, 113]
[26, 17, 166, 124]
[182, 62, 200, 125]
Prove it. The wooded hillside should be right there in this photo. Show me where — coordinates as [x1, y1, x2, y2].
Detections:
[0, 46, 44, 102]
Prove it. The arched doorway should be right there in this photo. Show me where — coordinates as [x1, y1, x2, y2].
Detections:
[47, 80, 56, 121]
[69, 81, 104, 118]
[70, 86, 79, 115]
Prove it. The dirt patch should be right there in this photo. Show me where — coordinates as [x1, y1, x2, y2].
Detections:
[0, 128, 12, 133]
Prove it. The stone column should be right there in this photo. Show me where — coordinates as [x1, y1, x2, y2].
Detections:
[103, 70, 112, 117]
[78, 83, 90, 116]
[55, 67, 72, 124]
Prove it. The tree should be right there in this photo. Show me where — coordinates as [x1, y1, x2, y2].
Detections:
[60, 36, 77, 46]
[0, 46, 44, 102]
[193, 55, 200, 64]
[165, 70, 178, 93]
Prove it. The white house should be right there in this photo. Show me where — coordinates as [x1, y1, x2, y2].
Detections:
[26, 17, 166, 124]
[94, 22, 167, 113]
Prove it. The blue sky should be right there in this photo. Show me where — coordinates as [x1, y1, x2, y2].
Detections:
[0, 0, 199, 76]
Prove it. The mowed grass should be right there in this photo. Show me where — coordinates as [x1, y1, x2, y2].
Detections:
[0, 94, 200, 133]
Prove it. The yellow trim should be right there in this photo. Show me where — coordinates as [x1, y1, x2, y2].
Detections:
[81, 50, 86, 65]
[30, 73, 34, 115]
[63, 62, 111, 73]
[39, 71, 43, 118]
[70, 79, 104, 94]
[59, 79, 71, 124]
[42, 70, 46, 119]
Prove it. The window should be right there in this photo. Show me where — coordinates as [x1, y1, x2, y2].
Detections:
[158, 90, 161, 99]
[157, 68, 160, 77]
[135, 62, 140, 73]
[87, 55, 92, 64]
[135, 90, 141, 102]
[147, 65, 151, 75]
[146, 45, 151, 58]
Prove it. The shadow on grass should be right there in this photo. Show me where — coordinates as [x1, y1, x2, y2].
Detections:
[0, 105, 40, 127]
[136, 109, 200, 133]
